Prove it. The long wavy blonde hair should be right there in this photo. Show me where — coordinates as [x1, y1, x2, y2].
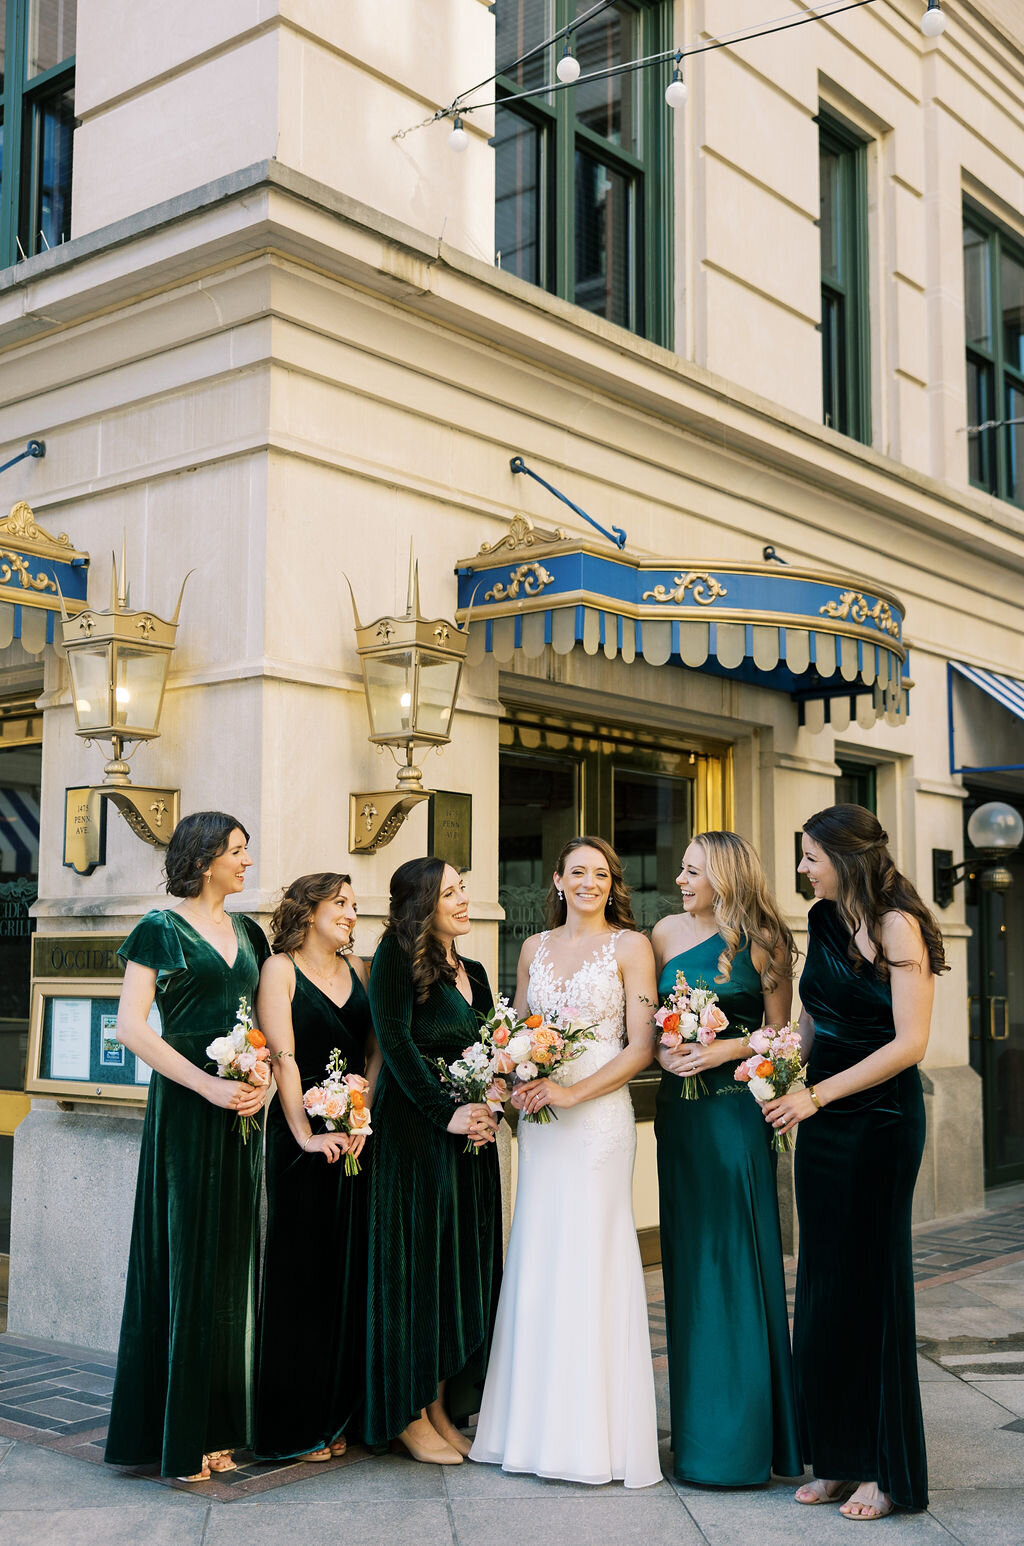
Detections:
[691, 831, 797, 993]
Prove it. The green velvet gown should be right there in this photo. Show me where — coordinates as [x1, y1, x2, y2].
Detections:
[365, 934, 502, 1445]
[254, 960, 372, 1458]
[655, 935, 801, 1486]
[794, 901, 928, 1510]
[105, 908, 269, 1479]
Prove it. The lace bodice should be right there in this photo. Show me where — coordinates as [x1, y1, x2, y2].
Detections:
[528, 932, 626, 1084]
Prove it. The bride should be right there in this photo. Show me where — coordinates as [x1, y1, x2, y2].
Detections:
[470, 836, 661, 1488]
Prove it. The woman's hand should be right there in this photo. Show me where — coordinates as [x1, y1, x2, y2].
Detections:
[447, 1103, 498, 1145]
[203, 1074, 268, 1118]
[658, 1038, 736, 1079]
[762, 1086, 820, 1136]
[303, 1132, 347, 1164]
[346, 1129, 369, 1162]
[517, 1077, 576, 1116]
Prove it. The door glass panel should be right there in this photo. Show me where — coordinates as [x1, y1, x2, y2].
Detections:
[497, 752, 580, 998]
[612, 768, 692, 930]
[966, 809, 1024, 1187]
[0, 742, 41, 1257]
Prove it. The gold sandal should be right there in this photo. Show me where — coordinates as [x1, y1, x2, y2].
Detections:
[206, 1450, 237, 1474]
[177, 1456, 212, 1482]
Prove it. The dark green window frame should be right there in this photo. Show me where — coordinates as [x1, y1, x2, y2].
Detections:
[818, 112, 871, 444]
[0, 0, 76, 271]
[493, 0, 673, 347]
[963, 203, 1024, 508]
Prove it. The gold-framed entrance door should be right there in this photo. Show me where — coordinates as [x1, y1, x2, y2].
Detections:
[497, 710, 731, 997]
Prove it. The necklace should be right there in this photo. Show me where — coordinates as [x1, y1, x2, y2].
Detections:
[292, 949, 342, 992]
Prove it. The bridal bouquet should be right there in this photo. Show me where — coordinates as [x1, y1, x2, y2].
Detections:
[497, 1007, 598, 1124]
[654, 972, 729, 1099]
[206, 995, 272, 1144]
[436, 1037, 511, 1154]
[734, 1024, 806, 1151]
[303, 1048, 372, 1176]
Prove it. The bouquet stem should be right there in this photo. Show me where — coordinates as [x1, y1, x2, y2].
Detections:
[344, 1151, 362, 1177]
[771, 1128, 796, 1154]
[233, 1112, 261, 1144]
[680, 1073, 708, 1100]
[520, 1105, 556, 1123]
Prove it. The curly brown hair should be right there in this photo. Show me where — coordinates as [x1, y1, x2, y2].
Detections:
[803, 805, 948, 979]
[270, 872, 354, 955]
[164, 811, 249, 899]
[544, 836, 638, 931]
[382, 857, 461, 1003]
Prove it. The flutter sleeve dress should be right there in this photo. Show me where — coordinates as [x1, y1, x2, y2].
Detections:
[793, 900, 928, 1510]
[104, 907, 269, 1479]
[364, 934, 502, 1444]
[654, 934, 801, 1486]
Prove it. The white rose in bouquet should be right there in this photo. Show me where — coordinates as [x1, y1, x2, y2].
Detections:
[506, 1033, 533, 1063]
[749, 1075, 777, 1102]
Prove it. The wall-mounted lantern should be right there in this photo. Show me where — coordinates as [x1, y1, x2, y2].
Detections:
[60, 546, 189, 872]
[347, 552, 470, 854]
[933, 800, 1024, 908]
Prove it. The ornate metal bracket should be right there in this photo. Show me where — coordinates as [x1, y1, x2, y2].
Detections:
[348, 789, 431, 854]
[64, 785, 179, 873]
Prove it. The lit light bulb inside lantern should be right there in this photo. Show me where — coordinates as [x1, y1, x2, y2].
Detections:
[400, 692, 412, 708]
[665, 70, 688, 108]
[556, 47, 581, 84]
[920, 0, 946, 35]
[76, 699, 92, 714]
[448, 117, 469, 153]
[115, 686, 131, 706]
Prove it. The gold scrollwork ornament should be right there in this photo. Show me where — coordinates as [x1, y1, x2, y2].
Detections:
[484, 561, 555, 602]
[818, 590, 900, 638]
[641, 572, 728, 606]
[0, 549, 57, 593]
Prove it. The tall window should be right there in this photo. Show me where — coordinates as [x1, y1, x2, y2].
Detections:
[0, 0, 76, 269]
[964, 208, 1024, 508]
[494, 0, 672, 345]
[835, 759, 877, 813]
[819, 113, 870, 443]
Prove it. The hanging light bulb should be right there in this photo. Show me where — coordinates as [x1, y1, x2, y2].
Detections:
[920, 0, 946, 35]
[448, 115, 469, 153]
[556, 43, 581, 84]
[665, 66, 688, 108]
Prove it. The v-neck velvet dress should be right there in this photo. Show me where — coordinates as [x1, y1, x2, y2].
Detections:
[105, 908, 269, 1479]
[365, 934, 502, 1444]
[254, 959, 372, 1458]
[793, 901, 928, 1510]
[654, 934, 801, 1486]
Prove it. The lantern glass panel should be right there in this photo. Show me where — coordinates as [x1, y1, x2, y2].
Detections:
[68, 644, 113, 730]
[114, 646, 168, 733]
[363, 650, 415, 738]
[414, 653, 462, 738]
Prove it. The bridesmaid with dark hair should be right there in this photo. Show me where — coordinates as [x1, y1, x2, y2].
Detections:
[105, 811, 270, 1482]
[365, 857, 501, 1464]
[254, 872, 381, 1462]
[764, 805, 947, 1520]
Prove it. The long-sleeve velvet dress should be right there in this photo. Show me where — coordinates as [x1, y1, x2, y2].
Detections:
[105, 908, 269, 1479]
[794, 900, 928, 1510]
[654, 935, 801, 1485]
[254, 959, 372, 1459]
[365, 934, 502, 1445]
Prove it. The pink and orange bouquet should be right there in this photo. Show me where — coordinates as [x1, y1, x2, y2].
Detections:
[303, 1048, 372, 1175]
[654, 972, 729, 1098]
[206, 995, 272, 1144]
[495, 1005, 598, 1124]
[734, 1024, 806, 1151]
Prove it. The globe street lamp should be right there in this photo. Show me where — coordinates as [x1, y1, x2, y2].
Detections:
[933, 800, 1024, 908]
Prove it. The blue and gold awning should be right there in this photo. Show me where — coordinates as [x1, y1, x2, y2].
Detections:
[0, 502, 89, 655]
[456, 518, 909, 732]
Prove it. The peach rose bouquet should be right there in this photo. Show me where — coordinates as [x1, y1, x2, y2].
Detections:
[206, 995, 272, 1144]
[436, 1035, 511, 1154]
[734, 1024, 806, 1151]
[303, 1048, 373, 1176]
[654, 972, 730, 1099]
[504, 1007, 598, 1124]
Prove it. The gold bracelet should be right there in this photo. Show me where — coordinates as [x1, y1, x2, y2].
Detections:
[301, 1133, 314, 1151]
[807, 1084, 823, 1111]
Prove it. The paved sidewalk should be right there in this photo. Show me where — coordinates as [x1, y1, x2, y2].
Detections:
[2, 1189, 1023, 1544]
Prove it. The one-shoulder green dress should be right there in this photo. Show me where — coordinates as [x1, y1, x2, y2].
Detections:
[105, 908, 269, 1479]
[255, 959, 372, 1458]
[365, 934, 502, 1445]
[654, 934, 801, 1486]
[794, 901, 927, 1510]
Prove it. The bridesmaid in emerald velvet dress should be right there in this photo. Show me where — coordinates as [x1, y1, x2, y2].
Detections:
[652, 831, 801, 1488]
[105, 812, 270, 1482]
[764, 805, 946, 1519]
[254, 872, 381, 1461]
[366, 858, 502, 1465]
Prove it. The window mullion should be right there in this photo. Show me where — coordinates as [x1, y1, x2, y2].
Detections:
[991, 230, 1009, 501]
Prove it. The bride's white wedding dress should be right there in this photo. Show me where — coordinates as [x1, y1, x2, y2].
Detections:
[470, 931, 662, 1488]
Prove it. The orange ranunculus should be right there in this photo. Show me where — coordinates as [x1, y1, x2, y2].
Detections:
[662, 1011, 680, 1033]
[755, 1059, 774, 1078]
[248, 1027, 266, 1048]
[349, 1090, 366, 1110]
[524, 1014, 544, 1029]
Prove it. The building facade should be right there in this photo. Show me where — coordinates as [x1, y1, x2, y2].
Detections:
[0, 0, 1022, 1349]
